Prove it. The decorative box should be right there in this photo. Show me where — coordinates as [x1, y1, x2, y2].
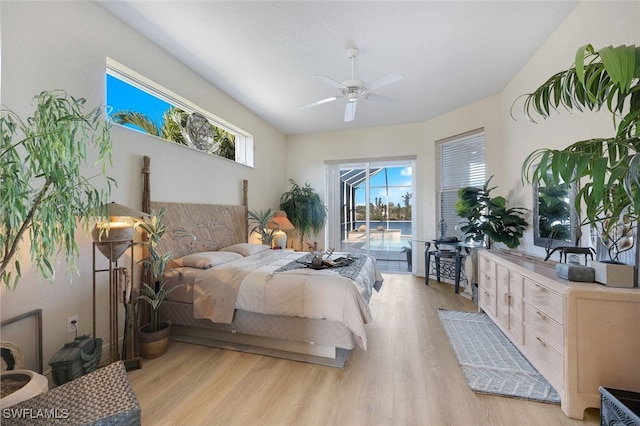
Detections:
[555, 263, 595, 282]
[48, 335, 102, 385]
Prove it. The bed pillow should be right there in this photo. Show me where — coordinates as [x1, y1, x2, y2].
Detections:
[220, 243, 270, 257]
[172, 251, 243, 269]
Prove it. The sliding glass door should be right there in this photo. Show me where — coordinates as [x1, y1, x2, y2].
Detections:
[326, 158, 415, 273]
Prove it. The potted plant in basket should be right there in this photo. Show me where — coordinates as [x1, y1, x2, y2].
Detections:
[134, 208, 182, 358]
[455, 175, 528, 249]
[518, 44, 639, 286]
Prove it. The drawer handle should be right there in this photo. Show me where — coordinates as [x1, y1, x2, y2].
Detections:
[504, 293, 512, 305]
[535, 310, 547, 320]
[536, 336, 547, 347]
[534, 284, 546, 292]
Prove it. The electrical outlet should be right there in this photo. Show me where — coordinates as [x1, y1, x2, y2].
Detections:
[67, 315, 78, 334]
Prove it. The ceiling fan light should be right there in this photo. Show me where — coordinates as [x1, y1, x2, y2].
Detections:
[347, 92, 359, 103]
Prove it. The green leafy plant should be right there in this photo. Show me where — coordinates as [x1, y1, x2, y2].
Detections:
[279, 179, 327, 250]
[248, 208, 276, 245]
[0, 90, 113, 288]
[401, 241, 412, 270]
[134, 208, 182, 332]
[455, 176, 528, 249]
[518, 44, 639, 261]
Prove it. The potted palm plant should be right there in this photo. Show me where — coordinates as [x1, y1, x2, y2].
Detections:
[248, 208, 276, 246]
[134, 208, 182, 358]
[401, 242, 412, 270]
[518, 44, 639, 286]
[1, 90, 112, 289]
[279, 179, 327, 250]
[455, 175, 528, 249]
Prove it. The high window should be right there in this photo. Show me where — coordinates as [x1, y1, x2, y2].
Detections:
[106, 58, 253, 167]
[436, 129, 485, 239]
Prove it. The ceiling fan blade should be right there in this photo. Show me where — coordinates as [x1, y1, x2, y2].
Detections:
[344, 102, 357, 122]
[315, 74, 347, 90]
[365, 71, 404, 91]
[300, 96, 340, 110]
[364, 93, 406, 108]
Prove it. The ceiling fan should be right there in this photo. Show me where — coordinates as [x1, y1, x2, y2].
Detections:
[301, 47, 404, 122]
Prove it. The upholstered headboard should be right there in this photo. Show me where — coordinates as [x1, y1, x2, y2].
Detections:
[151, 201, 247, 257]
[150, 201, 247, 259]
[141, 156, 248, 259]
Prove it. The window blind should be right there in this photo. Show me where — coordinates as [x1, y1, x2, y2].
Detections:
[436, 129, 485, 239]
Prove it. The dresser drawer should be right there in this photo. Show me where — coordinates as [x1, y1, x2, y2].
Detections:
[479, 256, 496, 279]
[524, 325, 564, 385]
[523, 278, 563, 324]
[523, 301, 564, 352]
[479, 285, 496, 316]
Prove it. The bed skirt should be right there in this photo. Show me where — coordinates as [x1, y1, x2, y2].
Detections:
[162, 300, 357, 358]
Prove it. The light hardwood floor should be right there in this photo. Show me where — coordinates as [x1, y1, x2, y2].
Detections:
[127, 274, 600, 425]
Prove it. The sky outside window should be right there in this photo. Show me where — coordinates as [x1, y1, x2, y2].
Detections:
[354, 166, 412, 206]
[106, 74, 170, 131]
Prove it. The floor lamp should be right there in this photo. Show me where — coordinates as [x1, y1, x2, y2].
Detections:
[92, 202, 144, 370]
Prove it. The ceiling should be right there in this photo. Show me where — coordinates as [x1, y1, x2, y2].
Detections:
[98, 1, 579, 136]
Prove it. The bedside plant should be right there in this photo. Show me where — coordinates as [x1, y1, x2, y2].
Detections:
[133, 208, 182, 358]
[279, 179, 327, 250]
[248, 208, 277, 246]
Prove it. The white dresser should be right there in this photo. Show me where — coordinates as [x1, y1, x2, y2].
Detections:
[478, 250, 640, 419]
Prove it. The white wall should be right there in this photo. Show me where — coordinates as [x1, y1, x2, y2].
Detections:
[285, 0, 639, 273]
[0, 1, 286, 370]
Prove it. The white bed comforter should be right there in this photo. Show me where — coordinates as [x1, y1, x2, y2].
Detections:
[192, 250, 382, 350]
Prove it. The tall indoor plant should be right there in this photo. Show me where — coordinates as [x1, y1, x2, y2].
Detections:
[518, 44, 639, 265]
[1, 90, 113, 289]
[134, 208, 182, 358]
[455, 176, 528, 249]
[279, 179, 327, 250]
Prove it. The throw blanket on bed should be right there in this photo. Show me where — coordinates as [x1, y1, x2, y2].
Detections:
[274, 253, 364, 280]
[274, 252, 383, 295]
[192, 250, 381, 349]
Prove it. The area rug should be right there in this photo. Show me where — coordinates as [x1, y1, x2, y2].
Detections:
[438, 309, 560, 404]
[173, 335, 350, 368]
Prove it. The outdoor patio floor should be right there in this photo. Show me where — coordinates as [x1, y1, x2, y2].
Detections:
[341, 240, 411, 274]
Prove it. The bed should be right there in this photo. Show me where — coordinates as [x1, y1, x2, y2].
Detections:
[151, 201, 383, 360]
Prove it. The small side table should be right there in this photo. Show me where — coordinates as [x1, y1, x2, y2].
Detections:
[425, 240, 466, 293]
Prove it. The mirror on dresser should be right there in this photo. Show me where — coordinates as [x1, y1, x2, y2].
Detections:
[532, 179, 579, 249]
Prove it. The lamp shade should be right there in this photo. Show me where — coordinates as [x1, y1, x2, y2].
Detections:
[91, 222, 134, 262]
[91, 202, 145, 262]
[268, 210, 295, 231]
[101, 202, 148, 221]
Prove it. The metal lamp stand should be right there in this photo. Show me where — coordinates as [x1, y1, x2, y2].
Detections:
[92, 240, 142, 370]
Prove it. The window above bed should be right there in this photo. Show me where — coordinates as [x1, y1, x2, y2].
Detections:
[106, 57, 254, 167]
